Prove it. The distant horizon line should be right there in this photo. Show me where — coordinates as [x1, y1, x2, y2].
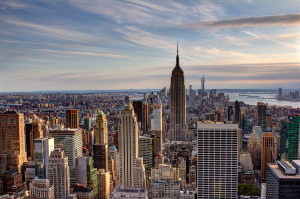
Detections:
[0, 88, 299, 94]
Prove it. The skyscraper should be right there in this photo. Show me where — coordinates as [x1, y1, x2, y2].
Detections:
[84, 117, 92, 131]
[278, 87, 283, 101]
[25, 117, 43, 159]
[34, 137, 55, 179]
[66, 109, 79, 128]
[93, 110, 109, 173]
[94, 111, 108, 145]
[48, 148, 70, 199]
[287, 115, 300, 161]
[201, 74, 205, 96]
[49, 128, 82, 185]
[132, 101, 148, 134]
[197, 122, 238, 198]
[235, 100, 240, 123]
[168, 44, 187, 141]
[98, 169, 110, 199]
[118, 104, 146, 187]
[138, 136, 153, 174]
[261, 132, 275, 180]
[153, 97, 162, 132]
[0, 111, 27, 174]
[93, 144, 108, 171]
[75, 156, 98, 198]
[257, 102, 267, 131]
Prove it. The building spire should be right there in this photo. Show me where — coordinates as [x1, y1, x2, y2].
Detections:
[177, 41, 178, 56]
[176, 41, 179, 67]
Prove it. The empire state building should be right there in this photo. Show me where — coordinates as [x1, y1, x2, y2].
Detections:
[168, 44, 187, 141]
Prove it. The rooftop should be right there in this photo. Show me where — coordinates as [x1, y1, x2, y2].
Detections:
[268, 163, 300, 179]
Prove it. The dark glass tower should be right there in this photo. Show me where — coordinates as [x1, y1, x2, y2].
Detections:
[168, 44, 187, 141]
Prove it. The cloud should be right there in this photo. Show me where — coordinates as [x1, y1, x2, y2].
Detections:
[2, 18, 102, 42]
[0, 0, 47, 11]
[184, 13, 300, 29]
[241, 30, 300, 50]
[40, 49, 130, 59]
[70, 0, 224, 26]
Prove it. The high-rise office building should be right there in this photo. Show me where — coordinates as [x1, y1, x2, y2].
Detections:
[288, 115, 300, 161]
[25, 118, 43, 159]
[29, 178, 54, 199]
[197, 122, 238, 199]
[278, 87, 283, 101]
[0, 111, 27, 174]
[118, 104, 146, 187]
[168, 44, 187, 141]
[152, 97, 162, 132]
[75, 156, 98, 198]
[257, 102, 267, 131]
[95, 111, 108, 145]
[93, 144, 108, 171]
[66, 109, 79, 128]
[280, 121, 289, 159]
[150, 130, 163, 156]
[201, 74, 205, 96]
[138, 136, 153, 174]
[132, 101, 148, 134]
[34, 137, 55, 179]
[98, 169, 110, 199]
[49, 128, 82, 185]
[48, 148, 70, 199]
[84, 117, 92, 131]
[235, 100, 240, 123]
[266, 161, 300, 198]
[261, 132, 275, 180]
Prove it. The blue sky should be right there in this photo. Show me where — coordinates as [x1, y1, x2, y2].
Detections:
[0, 0, 300, 92]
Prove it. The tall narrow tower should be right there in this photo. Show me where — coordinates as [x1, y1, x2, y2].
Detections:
[95, 111, 108, 144]
[118, 104, 146, 187]
[168, 43, 187, 141]
[201, 74, 205, 96]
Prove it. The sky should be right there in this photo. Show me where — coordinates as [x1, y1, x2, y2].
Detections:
[0, 0, 300, 92]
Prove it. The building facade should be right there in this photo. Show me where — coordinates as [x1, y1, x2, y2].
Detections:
[48, 148, 70, 199]
[49, 128, 82, 185]
[0, 111, 27, 174]
[261, 132, 275, 180]
[118, 104, 146, 187]
[257, 102, 267, 131]
[94, 111, 108, 145]
[197, 122, 238, 199]
[66, 109, 79, 128]
[34, 137, 55, 179]
[97, 169, 110, 199]
[29, 178, 54, 199]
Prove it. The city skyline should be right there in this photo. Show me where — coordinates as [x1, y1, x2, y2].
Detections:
[1, 0, 300, 92]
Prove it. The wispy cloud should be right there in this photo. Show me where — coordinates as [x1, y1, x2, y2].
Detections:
[2, 18, 102, 42]
[117, 26, 175, 51]
[70, 0, 224, 26]
[0, 0, 47, 11]
[241, 30, 300, 50]
[40, 49, 130, 59]
[184, 13, 300, 29]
